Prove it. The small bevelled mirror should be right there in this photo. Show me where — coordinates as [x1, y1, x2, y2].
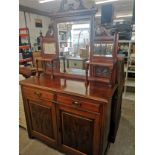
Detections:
[94, 43, 113, 57]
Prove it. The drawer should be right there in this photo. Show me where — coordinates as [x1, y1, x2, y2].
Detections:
[22, 87, 54, 101]
[57, 95, 101, 113]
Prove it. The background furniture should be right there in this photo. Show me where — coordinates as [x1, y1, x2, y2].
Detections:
[79, 47, 89, 58]
[19, 51, 43, 78]
[19, 28, 32, 66]
[19, 66, 36, 78]
[109, 57, 124, 142]
[66, 57, 87, 70]
[32, 51, 42, 69]
[118, 40, 135, 101]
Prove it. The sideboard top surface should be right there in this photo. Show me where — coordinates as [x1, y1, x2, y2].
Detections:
[20, 75, 117, 103]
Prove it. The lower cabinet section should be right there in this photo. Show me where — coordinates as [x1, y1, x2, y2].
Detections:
[29, 102, 54, 139]
[21, 87, 112, 155]
[61, 112, 94, 154]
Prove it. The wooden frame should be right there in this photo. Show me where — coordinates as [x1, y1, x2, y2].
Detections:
[50, 8, 97, 80]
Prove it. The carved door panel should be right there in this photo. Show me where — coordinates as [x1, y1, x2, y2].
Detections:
[56, 104, 100, 155]
[24, 99, 57, 146]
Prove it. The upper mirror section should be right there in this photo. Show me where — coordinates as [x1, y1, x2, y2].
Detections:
[57, 20, 90, 75]
[58, 20, 90, 57]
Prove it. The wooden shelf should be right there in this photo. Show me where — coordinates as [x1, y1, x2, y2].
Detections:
[19, 34, 29, 37]
[86, 61, 113, 68]
[19, 57, 32, 63]
[121, 39, 135, 101]
[19, 28, 28, 31]
[19, 45, 30, 49]
[88, 77, 110, 84]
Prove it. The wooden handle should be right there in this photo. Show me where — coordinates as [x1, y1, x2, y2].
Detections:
[34, 91, 42, 97]
[72, 100, 81, 107]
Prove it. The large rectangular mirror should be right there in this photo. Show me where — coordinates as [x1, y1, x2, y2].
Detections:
[57, 20, 90, 75]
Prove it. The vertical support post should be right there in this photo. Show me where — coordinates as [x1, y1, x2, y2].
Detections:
[51, 60, 54, 79]
[113, 33, 119, 62]
[90, 15, 95, 62]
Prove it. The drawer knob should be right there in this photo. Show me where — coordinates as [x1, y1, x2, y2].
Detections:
[72, 101, 81, 107]
[34, 91, 42, 97]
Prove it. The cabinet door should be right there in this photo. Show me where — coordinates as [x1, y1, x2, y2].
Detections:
[56, 103, 100, 155]
[24, 98, 57, 147]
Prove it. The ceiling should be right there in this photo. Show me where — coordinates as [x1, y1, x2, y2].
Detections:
[19, 0, 134, 20]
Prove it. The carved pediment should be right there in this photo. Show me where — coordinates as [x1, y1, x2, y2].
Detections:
[59, 0, 95, 12]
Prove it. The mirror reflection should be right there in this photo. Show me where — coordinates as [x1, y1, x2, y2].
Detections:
[57, 20, 90, 75]
[43, 43, 56, 54]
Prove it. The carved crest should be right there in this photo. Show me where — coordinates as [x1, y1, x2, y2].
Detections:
[59, 0, 94, 12]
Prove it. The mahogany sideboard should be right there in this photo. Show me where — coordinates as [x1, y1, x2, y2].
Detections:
[19, 5, 124, 155]
[20, 62, 124, 155]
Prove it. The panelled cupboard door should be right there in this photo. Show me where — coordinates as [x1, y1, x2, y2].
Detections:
[24, 98, 57, 147]
[56, 103, 101, 155]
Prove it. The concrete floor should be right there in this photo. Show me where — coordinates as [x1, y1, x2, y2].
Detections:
[19, 99, 135, 155]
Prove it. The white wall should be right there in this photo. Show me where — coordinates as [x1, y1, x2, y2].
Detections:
[19, 11, 51, 45]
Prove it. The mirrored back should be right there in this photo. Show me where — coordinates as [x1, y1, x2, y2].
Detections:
[57, 20, 91, 75]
